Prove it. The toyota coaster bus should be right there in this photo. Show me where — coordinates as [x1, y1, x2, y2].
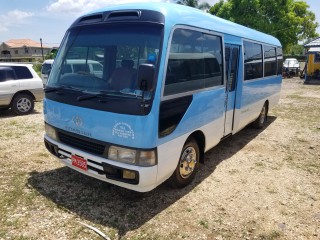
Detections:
[44, 3, 282, 192]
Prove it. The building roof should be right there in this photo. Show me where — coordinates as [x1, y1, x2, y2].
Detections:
[4, 39, 50, 49]
[304, 37, 320, 47]
[308, 47, 320, 52]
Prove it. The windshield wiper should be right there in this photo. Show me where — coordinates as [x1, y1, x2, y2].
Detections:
[120, 88, 152, 100]
[77, 91, 112, 102]
[44, 86, 62, 93]
[45, 85, 82, 93]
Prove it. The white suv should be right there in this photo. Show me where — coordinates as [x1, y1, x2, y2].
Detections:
[0, 63, 44, 115]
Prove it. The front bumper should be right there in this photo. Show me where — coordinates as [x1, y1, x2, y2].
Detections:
[44, 135, 158, 192]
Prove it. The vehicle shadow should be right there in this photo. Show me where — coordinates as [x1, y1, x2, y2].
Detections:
[0, 109, 41, 119]
[28, 116, 276, 237]
[304, 79, 320, 85]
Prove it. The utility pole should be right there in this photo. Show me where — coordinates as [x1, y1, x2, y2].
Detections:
[40, 38, 44, 61]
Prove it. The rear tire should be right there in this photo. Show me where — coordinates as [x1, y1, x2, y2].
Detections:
[11, 94, 34, 115]
[252, 103, 268, 129]
[169, 138, 200, 188]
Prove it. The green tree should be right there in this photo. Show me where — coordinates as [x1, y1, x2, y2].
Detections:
[177, 0, 198, 8]
[209, 0, 319, 52]
[287, 44, 304, 55]
[177, 0, 210, 10]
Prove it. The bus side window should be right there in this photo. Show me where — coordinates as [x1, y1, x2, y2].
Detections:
[164, 28, 223, 96]
[244, 41, 263, 80]
[276, 47, 283, 75]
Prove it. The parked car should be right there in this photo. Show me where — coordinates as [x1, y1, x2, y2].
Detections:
[0, 63, 44, 115]
[60, 59, 103, 78]
[41, 59, 54, 86]
[283, 58, 300, 76]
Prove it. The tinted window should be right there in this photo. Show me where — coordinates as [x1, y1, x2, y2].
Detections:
[244, 41, 263, 80]
[164, 28, 223, 96]
[314, 53, 320, 63]
[48, 24, 162, 95]
[229, 47, 239, 91]
[264, 45, 276, 77]
[277, 47, 283, 75]
[0, 67, 16, 82]
[225, 47, 230, 80]
[11, 66, 33, 79]
[41, 63, 52, 74]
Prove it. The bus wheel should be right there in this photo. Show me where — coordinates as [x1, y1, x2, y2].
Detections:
[169, 138, 199, 188]
[253, 103, 268, 129]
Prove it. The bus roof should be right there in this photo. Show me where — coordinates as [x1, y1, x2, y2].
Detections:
[77, 2, 281, 47]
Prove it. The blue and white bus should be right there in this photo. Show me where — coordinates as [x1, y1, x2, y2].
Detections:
[44, 3, 282, 192]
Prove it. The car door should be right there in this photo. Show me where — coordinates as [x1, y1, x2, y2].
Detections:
[13, 66, 41, 90]
[0, 67, 19, 106]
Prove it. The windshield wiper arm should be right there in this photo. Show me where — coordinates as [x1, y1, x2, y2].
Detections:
[77, 94, 99, 101]
[77, 91, 111, 102]
[45, 85, 82, 93]
[44, 87, 59, 93]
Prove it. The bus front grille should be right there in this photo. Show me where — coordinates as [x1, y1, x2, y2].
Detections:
[58, 132, 106, 155]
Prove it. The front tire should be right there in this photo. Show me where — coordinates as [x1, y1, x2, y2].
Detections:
[252, 103, 268, 129]
[11, 94, 34, 115]
[169, 138, 200, 188]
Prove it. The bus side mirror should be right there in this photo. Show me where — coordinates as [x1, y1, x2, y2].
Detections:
[138, 64, 155, 91]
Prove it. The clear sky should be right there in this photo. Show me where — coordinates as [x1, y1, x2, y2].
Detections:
[0, 0, 319, 47]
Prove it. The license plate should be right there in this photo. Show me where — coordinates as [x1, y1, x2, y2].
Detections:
[71, 155, 87, 171]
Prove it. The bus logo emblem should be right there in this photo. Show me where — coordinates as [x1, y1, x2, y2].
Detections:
[72, 115, 83, 127]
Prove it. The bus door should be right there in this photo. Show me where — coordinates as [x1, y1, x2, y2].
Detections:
[224, 44, 240, 135]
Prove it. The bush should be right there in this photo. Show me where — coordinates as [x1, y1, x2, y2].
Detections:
[33, 63, 42, 76]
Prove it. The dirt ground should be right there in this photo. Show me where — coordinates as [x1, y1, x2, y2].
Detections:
[0, 77, 319, 240]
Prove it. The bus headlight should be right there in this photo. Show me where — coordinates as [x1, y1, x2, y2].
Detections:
[108, 146, 136, 164]
[45, 123, 58, 141]
[108, 146, 156, 166]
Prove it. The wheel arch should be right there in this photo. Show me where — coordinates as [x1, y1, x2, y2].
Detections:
[187, 130, 205, 164]
[10, 90, 36, 105]
[264, 99, 269, 119]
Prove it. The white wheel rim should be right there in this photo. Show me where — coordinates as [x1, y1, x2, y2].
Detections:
[17, 98, 32, 112]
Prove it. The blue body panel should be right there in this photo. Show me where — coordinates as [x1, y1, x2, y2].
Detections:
[158, 87, 226, 145]
[241, 76, 282, 108]
[44, 99, 158, 149]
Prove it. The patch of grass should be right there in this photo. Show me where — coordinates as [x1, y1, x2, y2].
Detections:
[297, 138, 308, 143]
[14, 236, 33, 240]
[199, 219, 209, 229]
[36, 152, 50, 158]
[9, 120, 18, 125]
[229, 169, 239, 174]
[287, 94, 305, 100]
[258, 230, 282, 239]
[255, 162, 265, 167]
[284, 155, 293, 162]
[266, 186, 277, 194]
[298, 162, 320, 174]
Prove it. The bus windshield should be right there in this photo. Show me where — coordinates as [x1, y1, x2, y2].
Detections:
[47, 23, 162, 99]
